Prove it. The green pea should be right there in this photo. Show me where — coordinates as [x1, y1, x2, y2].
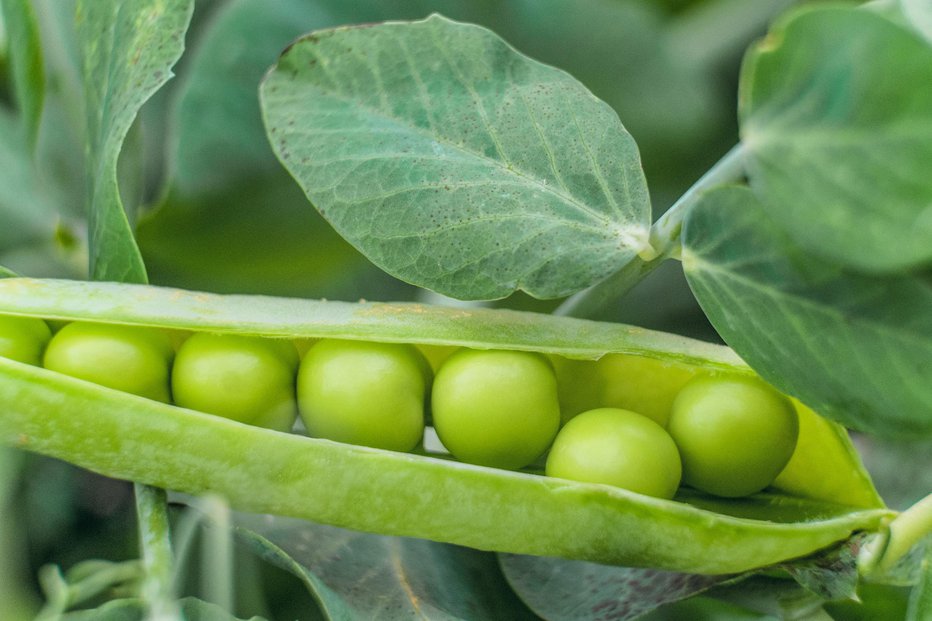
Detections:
[172, 333, 299, 432]
[297, 339, 430, 451]
[0, 315, 52, 365]
[545, 407, 682, 499]
[431, 349, 560, 470]
[43, 322, 174, 402]
[668, 374, 799, 498]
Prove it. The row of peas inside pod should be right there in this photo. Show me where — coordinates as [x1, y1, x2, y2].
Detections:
[0, 280, 893, 573]
[1, 313, 799, 502]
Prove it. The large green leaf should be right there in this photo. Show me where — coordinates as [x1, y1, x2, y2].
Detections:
[76, 0, 193, 283]
[139, 0, 405, 301]
[261, 15, 651, 300]
[500, 555, 728, 621]
[0, 0, 43, 148]
[682, 186, 932, 438]
[165, 0, 342, 198]
[740, 6, 932, 272]
[500, 533, 868, 621]
[236, 515, 536, 620]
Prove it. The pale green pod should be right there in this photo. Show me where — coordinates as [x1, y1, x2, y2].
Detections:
[0, 278, 891, 574]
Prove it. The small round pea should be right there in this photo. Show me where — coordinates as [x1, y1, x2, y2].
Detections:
[668, 374, 799, 498]
[172, 333, 299, 432]
[431, 349, 560, 470]
[43, 322, 174, 402]
[297, 339, 430, 452]
[0, 315, 52, 365]
[546, 408, 682, 499]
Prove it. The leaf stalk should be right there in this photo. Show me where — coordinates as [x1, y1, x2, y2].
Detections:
[554, 144, 747, 318]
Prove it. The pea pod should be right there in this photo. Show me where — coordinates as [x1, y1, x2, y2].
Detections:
[0, 278, 892, 574]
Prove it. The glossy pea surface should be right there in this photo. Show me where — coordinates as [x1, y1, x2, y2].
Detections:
[43, 322, 174, 402]
[668, 375, 799, 497]
[0, 315, 52, 365]
[172, 333, 299, 431]
[546, 408, 682, 499]
[297, 339, 430, 452]
[431, 349, 560, 470]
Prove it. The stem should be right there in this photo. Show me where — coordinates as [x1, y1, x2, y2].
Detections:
[170, 495, 235, 612]
[201, 496, 234, 613]
[134, 484, 180, 621]
[170, 503, 209, 596]
[553, 255, 665, 318]
[554, 144, 747, 319]
[860, 494, 932, 579]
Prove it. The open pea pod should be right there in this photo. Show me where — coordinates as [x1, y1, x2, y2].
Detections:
[0, 278, 891, 575]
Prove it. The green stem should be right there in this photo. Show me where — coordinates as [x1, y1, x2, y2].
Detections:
[170, 502, 209, 596]
[554, 144, 747, 319]
[134, 484, 180, 620]
[170, 495, 235, 612]
[201, 496, 234, 613]
[861, 494, 932, 579]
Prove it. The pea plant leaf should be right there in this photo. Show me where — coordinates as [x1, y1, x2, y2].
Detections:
[500, 534, 869, 621]
[75, 0, 193, 283]
[164, 0, 343, 199]
[778, 534, 865, 601]
[682, 186, 932, 438]
[234, 514, 538, 620]
[499, 554, 730, 621]
[139, 0, 402, 301]
[0, 0, 44, 149]
[740, 5, 932, 272]
[261, 15, 652, 301]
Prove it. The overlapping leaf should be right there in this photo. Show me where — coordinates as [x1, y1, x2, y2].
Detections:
[139, 0, 410, 300]
[236, 514, 536, 620]
[76, 0, 193, 283]
[740, 6, 932, 272]
[261, 15, 651, 300]
[682, 186, 932, 438]
[499, 555, 728, 621]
